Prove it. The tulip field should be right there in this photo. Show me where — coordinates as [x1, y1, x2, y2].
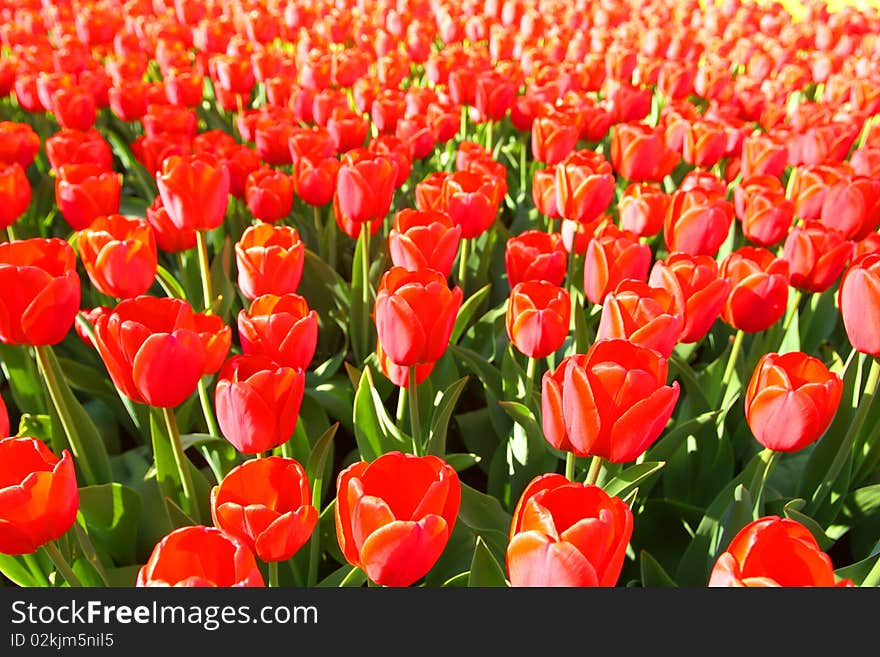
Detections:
[2, 0, 880, 590]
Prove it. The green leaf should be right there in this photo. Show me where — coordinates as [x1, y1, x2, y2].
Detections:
[306, 422, 339, 508]
[16, 413, 52, 442]
[445, 453, 481, 472]
[451, 283, 491, 345]
[0, 344, 46, 415]
[458, 483, 512, 563]
[305, 379, 355, 433]
[783, 499, 833, 551]
[468, 536, 509, 587]
[155, 265, 187, 300]
[316, 564, 365, 588]
[639, 550, 678, 588]
[352, 365, 406, 460]
[426, 376, 469, 457]
[449, 344, 503, 400]
[77, 483, 142, 566]
[835, 552, 880, 586]
[667, 352, 712, 414]
[0, 555, 39, 587]
[646, 411, 720, 463]
[349, 227, 373, 364]
[716, 484, 755, 554]
[498, 400, 556, 505]
[604, 461, 666, 500]
[442, 572, 471, 587]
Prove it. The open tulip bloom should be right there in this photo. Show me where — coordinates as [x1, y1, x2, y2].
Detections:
[0, 0, 879, 597]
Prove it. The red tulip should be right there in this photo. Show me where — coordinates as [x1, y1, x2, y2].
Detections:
[441, 170, 504, 239]
[582, 223, 652, 306]
[720, 247, 790, 333]
[504, 230, 566, 287]
[506, 281, 571, 359]
[541, 339, 680, 462]
[376, 341, 436, 388]
[76, 214, 158, 299]
[237, 293, 318, 371]
[782, 221, 853, 293]
[388, 209, 462, 277]
[93, 296, 231, 408]
[839, 253, 880, 356]
[554, 150, 615, 225]
[45, 128, 113, 172]
[740, 133, 788, 180]
[710, 517, 854, 587]
[610, 122, 679, 183]
[648, 253, 730, 344]
[664, 186, 735, 257]
[137, 525, 264, 587]
[0, 163, 31, 230]
[245, 168, 294, 224]
[819, 176, 880, 242]
[683, 118, 728, 168]
[293, 155, 339, 208]
[334, 150, 398, 224]
[531, 166, 559, 219]
[235, 224, 305, 301]
[0, 238, 80, 346]
[55, 164, 122, 231]
[745, 352, 843, 453]
[0, 122, 40, 169]
[0, 437, 78, 555]
[786, 163, 849, 222]
[156, 153, 230, 232]
[597, 280, 684, 358]
[374, 267, 463, 367]
[733, 175, 794, 248]
[531, 112, 579, 165]
[507, 473, 633, 587]
[211, 456, 318, 562]
[335, 451, 460, 587]
[618, 183, 669, 238]
[145, 195, 198, 254]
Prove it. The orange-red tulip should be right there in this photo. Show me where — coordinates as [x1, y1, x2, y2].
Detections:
[506, 281, 571, 359]
[505, 230, 566, 287]
[583, 223, 652, 306]
[664, 186, 734, 257]
[441, 170, 503, 239]
[55, 164, 122, 231]
[245, 168, 294, 224]
[781, 221, 852, 293]
[235, 224, 305, 301]
[554, 150, 615, 225]
[0, 163, 31, 230]
[145, 195, 198, 254]
[597, 280, 684, 358]
[237, 293, 318, 371]
[334, 150, 398, 224]
[388, 208, 462, 277]
[156, 153, 230, 232]
[839, 253, 880, 356]
[0, 394, 7, 438]
[720, 247, 790, 333]
[618, 183, 669, 238]
[77, 214, 158, 299]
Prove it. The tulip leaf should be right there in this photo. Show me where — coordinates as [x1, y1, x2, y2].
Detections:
[306, 422, 339, 508]
[302, 249, 350, 313]
[426, 376, 469, 457]
[647, 411, 720, 463]
[783, 499, 834, 551]
[352, 365, 406, 460]
[716, 484, 755, 554]
[305, 351, 347, 387]
[449, 344, 503, 400]
[445, 453, 481, 472]
[208, 235, 236, 321]
[839, 484, 880, 559]
[155, 265, 187, 300]
[468, 536, 509, 587]
[442, 572, 471, 587]
[800, 287, 840, 356]
[105, 565, 141, 587]
[835, 551, 880, 587]
[604, 461, 666, 501]
[0, 555, 41, 587]
[349, 227, 374, 364]
[77, 483, 142, 566]
[458, 483, 512, 563]
[71, 521, 110, 585]
[451, 283, 491, 345]
[305, 378, 355, 433]
[16, 413, 52, 443]
[0, 343, 46, 417]
[639, 550, 678, 588]
[667, 352, 712, 414]
[498, 400, 557, 505]
[57, 355, 144, 435]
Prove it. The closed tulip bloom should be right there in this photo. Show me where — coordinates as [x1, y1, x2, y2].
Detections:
[215, 354, 305, 455]
[786, 163, 849, 222]
[839, 253, 880, 356]
[0, 163, 31, 230]
[0, 122, 41, 169]
[618, 183, 669, 238]
[740, 133, 788, 180]
[474, 71, 516, 122]
[507, 473, 633, 587]
[293, 156, 339, 208]
[51, 86, 97, 132]
[0, 238, 80, 346]
[156, 153, 230, 232]
[335, 451, 461, 587]
[610, 122, 679, 183]
[649, 254, 730, 344]
[506, 281, 571, 359]
[334, 150, 397, 224]
[683, 119, 728, 168]
[45, 128, 114, 172]
[77, 214, 158, 299]
[782, 221, 853, 293]
[583, 223, 652, 306]
[745, 352, 843, 453]
[531, 113, 580, 165]
[441, 170, 503, 239]
[388, 209, 462, 277]
[541, 339, 680, 462]
[235, 224, 305, 301]
[93, 296, 230, 408]
[137, 525, 264, 587]
[505, 230, 566, 287]
[55, 164, 122, 231]
[374, 267, 463, 367]
[597, 280, 684, 358]
[414, 171, 449, 212]
[145, 195, 198, 254]
[237, 293, 318, 370]
[819, 177, 880, 242]
[327, 107, 370, 153]
[245, 168, 294, 224]
[720, 247, 790, 333]
[733, 175, 794, 248]
[211, 457, 318, 562]
[532, 166, 559, 219]
[0, 437, 78, 555]
[664, 187, 735, 257]
[709, 517, 854, 587]
[554, 150, 615, 225]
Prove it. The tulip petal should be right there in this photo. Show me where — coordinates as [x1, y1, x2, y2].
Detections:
[507, 530, 599, 587]
[359, 515, 448, 587]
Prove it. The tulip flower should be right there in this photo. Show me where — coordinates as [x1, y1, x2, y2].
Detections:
[618, 183, 669, 238]
[335, 451, 460, 587]
[211, 457, 318, 563]
[235, 224, 305, 301]
[237, 294, 318, 371]
[156, 153, 230, 232]
[781, 221, 853, 293]
[507, 473, 633, 587]
[388, 209, 462, 277]
[293, 155, 339, 208]
[583, 224, 652, 306]
[374, 267, 463, 368]
[0, 163, 31, 230]
[506, 281, 571, 359]
[137, 525, 264, 587]
[505, 230, 567, 288]
[441, 170, 504, 239]
[819, 177, 880, 242]
[532, 166, 560, 219]
[740, 133, 788, 180]
[610, 122, 679, 183]
[245, 168, 294, 224]
[664, 186, 734, 257]
[531, 113, 579, 165]
[93, 296, 231, 408]
[334, 150, 398, 225]
[709, 517, 854, 587]
[0, 121, 41, 169]
[55, 164, 121, 231]
[145, 195, 198, 254]
[745, 352, 843, 453]
[648, 254, 730, 344]
[0, 238, 80, 346]
[839, 253, 880, 356]
[597, 280, 684, 358]
[554, 150, 615, 225]
[0, 436, 78, 555]
[376, 341, 436, 388]
[45, 128, 114, 173]
[542, 339, 680, 462]
[720, 247, 790, 333]
[786, 163, 849, 223]
[733, 175, 794, 248]
[76, 214, 158, 299]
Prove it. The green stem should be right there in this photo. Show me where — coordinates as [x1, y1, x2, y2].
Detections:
[526, 356, 538, 409]
[268, 560, 279, 588]
[459, 104, 468, 142]
[485, 120, 493, 152]
[4, 224, 16, 241]
[22, 552, 48, 587]
[361, 223, 371, 307]
[42, 541, 82, 587]
[565, 452, 576, 482]
[749, 448, 781, 516]
[810, 357, 880, 513]
[195, 230, 214, 314]
[457, 238, 470, 295]
[307, 487, 325, 588]
[519, 137, 527, 192]
[719, 330, 745, 398]
[327, 209, 337, 271]
[313, 204, 324, 260]
[162, 407, 201, 523]
[396, 386, 407, 424]
[585, 456, 603, 486]
[781, 290, 803, 335]
[34, 345, 98, 486]
[409, 366, 422, 456]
